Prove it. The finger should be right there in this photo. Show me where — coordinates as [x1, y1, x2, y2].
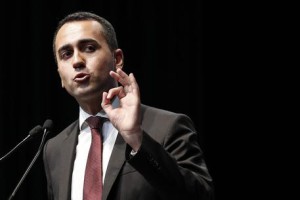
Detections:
[110, 69, 130, 86]
[128, 73, 140, 96]
[107, 86, 126, 99]
[117, 68, 129, 80]
[101, 92, 113, 113]
[110, 71, 126, 86]
[129, 73, 139, 90]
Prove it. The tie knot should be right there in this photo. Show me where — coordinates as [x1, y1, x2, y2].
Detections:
[86, 116, 102, 129]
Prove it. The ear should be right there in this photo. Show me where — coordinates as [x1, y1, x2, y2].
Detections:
[113, 49, 124, 70]
[57, 68, 65, 88]
[61, 80, 65, 88]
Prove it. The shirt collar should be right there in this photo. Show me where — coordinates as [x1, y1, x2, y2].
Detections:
[79, 97, 119, 130]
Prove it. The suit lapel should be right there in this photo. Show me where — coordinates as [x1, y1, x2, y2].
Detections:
[102, 134, 126, 200]
[58, 122, 79, 200]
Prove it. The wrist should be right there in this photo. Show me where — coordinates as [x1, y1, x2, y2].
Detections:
[123, 129, 142, 151]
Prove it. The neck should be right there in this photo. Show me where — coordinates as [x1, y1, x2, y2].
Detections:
[77, 97, 103, 115]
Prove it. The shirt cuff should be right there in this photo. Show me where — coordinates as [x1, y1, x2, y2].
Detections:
[130, 149, 138, 156]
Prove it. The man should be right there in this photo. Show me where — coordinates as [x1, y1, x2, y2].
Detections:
[43, 11, 214, 200]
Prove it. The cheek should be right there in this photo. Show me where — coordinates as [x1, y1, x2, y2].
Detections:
[92, 59, 114, 75]
[58, 68, 70, 84]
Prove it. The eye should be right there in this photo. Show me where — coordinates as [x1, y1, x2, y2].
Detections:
[60, 50, 73, 60]
[84, 44, 96, 52]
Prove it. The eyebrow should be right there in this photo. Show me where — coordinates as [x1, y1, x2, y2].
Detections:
[57, 38, 99, 55]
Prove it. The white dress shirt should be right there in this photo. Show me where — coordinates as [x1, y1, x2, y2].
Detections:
[71, 99, 119, 200]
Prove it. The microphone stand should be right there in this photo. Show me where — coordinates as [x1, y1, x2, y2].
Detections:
[8, 129, 49, 200]
[0, 135, 31, 163]
[0, 125, 42, 163]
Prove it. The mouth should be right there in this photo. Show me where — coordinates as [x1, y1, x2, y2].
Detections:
[73, 73, 91, 83]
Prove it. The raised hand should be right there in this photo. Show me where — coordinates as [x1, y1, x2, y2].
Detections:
[101, 68, 142, 151]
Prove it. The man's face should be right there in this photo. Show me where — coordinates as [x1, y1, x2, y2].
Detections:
[55, 20, 121, 102]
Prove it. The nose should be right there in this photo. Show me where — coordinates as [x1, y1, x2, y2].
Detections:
[72, 51, 85, 70]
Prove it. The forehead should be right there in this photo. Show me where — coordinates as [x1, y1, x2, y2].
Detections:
[55, 20, 105, 50]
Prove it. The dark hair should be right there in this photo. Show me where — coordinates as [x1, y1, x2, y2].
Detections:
[53, 11, 118, 57]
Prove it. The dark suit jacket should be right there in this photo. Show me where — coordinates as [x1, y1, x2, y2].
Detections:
[43, 105, 214, 200]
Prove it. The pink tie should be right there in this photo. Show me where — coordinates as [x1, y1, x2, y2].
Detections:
[83, 116, 103, 200]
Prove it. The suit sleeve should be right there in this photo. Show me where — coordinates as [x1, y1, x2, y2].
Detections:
[126, 114, 214, 200]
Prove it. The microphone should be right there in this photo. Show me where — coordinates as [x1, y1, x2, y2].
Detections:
[8, 119, 53, 200]
[42, 119, 53, 134]
[0, 125, 43, 163]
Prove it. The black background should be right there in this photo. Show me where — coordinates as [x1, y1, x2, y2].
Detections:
[0, 0, 234, 199]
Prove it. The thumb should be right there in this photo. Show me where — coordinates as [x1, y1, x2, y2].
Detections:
[101, 92, 113, 114]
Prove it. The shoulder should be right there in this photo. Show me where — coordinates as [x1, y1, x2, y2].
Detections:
[141, 104, 196, 137]
[141, 104, 193, 124]
[45, 120, 79, 147]
[142, 104, 181, 117]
